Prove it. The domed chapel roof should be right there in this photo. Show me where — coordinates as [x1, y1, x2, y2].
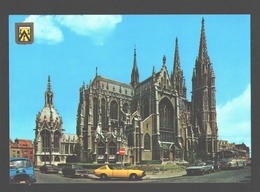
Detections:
[36, 76, 63, 126]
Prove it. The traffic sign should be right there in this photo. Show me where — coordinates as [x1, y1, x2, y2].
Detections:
[119, 147, 125, 156]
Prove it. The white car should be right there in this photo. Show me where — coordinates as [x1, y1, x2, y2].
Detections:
[186, 162, 212, 175]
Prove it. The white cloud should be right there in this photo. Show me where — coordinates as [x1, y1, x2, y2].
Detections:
[217, 84, 251, 150]
[24, 15, 122, 45]
[55, 15, 122, 45]
[24, 15, 64, 45]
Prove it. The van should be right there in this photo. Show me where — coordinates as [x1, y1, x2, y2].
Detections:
[10, 157, 36, 184]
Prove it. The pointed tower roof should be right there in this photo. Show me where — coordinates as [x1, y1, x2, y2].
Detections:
[198, 17, 209, 61]
[131, 45, 139, 88]
[172, 37, 181, 78]
[45, 75, 54, 107]
[133, 45, 138, 71]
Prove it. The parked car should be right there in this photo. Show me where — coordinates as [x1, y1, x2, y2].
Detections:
[62, 164, 89, 178]
[9, 157, 36, 184]
[94, 165, 146, 180]
[40, 164, 59, 174]
[206, 160, 221, 172]
[186, 162, 212, 175]
[205, 160, 216, 172]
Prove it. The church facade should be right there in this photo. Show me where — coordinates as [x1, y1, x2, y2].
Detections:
[76, 18, 218, 164]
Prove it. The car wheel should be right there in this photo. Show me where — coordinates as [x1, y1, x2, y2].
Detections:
[129, 174, 138, 180]
[100, 174, 107, 180]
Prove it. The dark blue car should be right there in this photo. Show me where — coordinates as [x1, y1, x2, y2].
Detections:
[10, 157, 36, 184]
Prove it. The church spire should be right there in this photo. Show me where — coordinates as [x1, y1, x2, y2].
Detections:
[173, 37, 181, 77]
[172, 37, 185, 98]
[131, 45, 139, 89]
[198, 17, 209, 61]
[45, 75, 54, 107]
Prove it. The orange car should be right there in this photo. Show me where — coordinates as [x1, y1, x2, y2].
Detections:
[93, 165, 146, 180]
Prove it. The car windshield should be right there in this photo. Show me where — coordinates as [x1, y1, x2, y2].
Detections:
[10, 160, 32, 169]
[72, 165, 83, 169]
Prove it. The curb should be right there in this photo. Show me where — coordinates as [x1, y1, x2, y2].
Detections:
[144, 171, 186, 179]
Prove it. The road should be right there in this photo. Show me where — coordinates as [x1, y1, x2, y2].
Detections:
[33, 166, 251, 184]
[143, 166, 251, 183]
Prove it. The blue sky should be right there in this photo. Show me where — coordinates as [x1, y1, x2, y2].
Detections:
[9, 15, 251, 155]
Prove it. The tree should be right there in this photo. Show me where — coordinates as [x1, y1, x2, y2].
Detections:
[197, 150, 209, 162]
[185, 143, 198, 164]
[72, 143, 84, 161]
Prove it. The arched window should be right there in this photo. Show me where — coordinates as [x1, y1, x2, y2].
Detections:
[101, 98, 106, 130]
[128, 134, 134, 147]
[41, 155, 50, 162]
[110, 100, 118, 119]
[65, 144, 69, 154]
[144, 133, 150, 150]
[93, 98, 98, 127]
[41, 130, 51, 152]
[143, 98, 149, 119]
[109, 142, 116, 155]
[54, 131, 60, 152]
[70, 144, 74, 154]
[54, 156, 60, 162]
[159, 98, 174, 142]
[98, 142, 105, 155]
[123, 103, 128, 121]
[159, 98, 173, 130]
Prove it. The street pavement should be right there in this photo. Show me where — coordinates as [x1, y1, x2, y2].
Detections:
[35, 168, 187, 180]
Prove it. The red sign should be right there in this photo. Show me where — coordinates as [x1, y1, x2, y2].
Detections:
[119, 147, 125, 156]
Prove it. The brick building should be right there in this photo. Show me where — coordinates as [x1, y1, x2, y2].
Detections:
[9, 138, 34, 162]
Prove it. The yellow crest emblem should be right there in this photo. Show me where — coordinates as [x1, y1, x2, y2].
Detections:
[15, 22, 34, 44]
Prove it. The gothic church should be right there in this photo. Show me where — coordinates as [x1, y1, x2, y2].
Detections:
[76, 18, 218, 164]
